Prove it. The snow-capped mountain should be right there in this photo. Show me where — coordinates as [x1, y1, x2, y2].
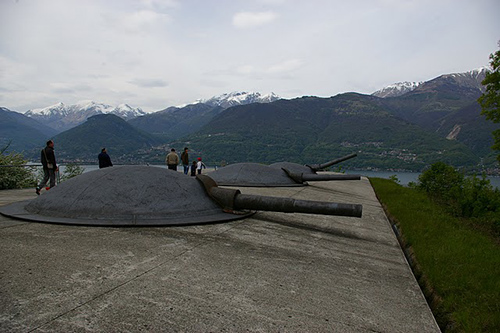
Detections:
[198, 91, 280, 108]
[25, 101, 145, 132]
[110, 103, 147, 120]
[372, 67, 490, 98]
[439, 67, 489, 91]
[447, 66, 490, 80]
[372, 81, 423, 98]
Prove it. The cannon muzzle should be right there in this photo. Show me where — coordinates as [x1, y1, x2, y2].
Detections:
[198, 175, 362, 218]
[282, 168, 361, 184]
[306, 153, 358, 171]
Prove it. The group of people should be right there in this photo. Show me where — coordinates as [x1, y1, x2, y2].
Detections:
[35, 141, 206, 195]
[166, 147, 206, 176]
[35, 141, 114, 195]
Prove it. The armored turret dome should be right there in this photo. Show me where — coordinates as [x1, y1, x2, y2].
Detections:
[1, 165, 364, 226]
[0, 166, 253, 226]
[269, 162, 316, 175]
[207, 163, 305, 187]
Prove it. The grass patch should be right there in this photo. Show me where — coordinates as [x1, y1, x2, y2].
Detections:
[370, 177, 500, 332]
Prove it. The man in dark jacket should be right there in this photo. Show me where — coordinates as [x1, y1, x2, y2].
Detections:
[98, 148, 113, 169]
[181, 147, 189, 175]
[36, 140, 58, 195]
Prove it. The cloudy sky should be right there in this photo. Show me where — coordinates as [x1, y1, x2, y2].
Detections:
[1, 0, 499, 113]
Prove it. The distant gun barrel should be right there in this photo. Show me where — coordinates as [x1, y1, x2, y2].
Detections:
[301, 173, 361, 181]
[197, 175, 362, 218]
[282, 168, 361, 184]
[307, 153, 358, 171]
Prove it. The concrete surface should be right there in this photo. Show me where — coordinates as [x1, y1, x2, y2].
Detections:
[0, 177, 440, 332]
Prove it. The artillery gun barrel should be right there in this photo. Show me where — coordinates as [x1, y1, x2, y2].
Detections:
[197, 175, 362, 218]
[307, 153, 357, 171]
[234, 193, 362, 218]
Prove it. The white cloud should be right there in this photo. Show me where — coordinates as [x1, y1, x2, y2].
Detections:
[140, 0, 179, 9]
[116, 10, 171, 34]
[232, 11, 278, 28]
[0, 0, 498, 112]
[236, 65, 256, 75]
[267, 59, 303, 74]
[129, 78, 169, 88]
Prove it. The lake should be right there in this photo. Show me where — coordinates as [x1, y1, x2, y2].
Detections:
[347, 170, 500, 189]
[69, 164, 500, 189]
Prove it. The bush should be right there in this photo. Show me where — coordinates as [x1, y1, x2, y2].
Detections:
[417, 162, 500, 236]
[0, 144, 36, 190]
[418, 162, 464, 205]
[60, 163, 84, 182]
[458, 174, 500, 218]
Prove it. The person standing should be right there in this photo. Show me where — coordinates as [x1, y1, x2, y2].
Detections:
[190, 160, 197, 176]
[166, 148, 179, 171]
[196, 157, 206, 175]
[181, 147, 189, 175]
[36, 140, 58, 195]
[98, 148, 113, 169]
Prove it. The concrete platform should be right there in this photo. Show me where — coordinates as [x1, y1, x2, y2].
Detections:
[0, 177, 440, 332]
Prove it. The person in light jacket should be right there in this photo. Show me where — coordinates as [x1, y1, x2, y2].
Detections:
[166, 148, 179, 171]
[196, 157, 206, 175]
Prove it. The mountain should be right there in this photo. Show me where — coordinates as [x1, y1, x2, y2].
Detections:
[381, 67, 490, 131]
[372, 81, 423, 98]
[25, 101, 146, 133]
[0, 107, 57, 154]
[433, 102, 498, 158]
[200, 91, 280, 108]
[129, 104, 224, 142]
[372, 67, 488, 99]
[128, 91, 280, 142]
[176, 94, 479, 171]
[54, 114, 159, 163]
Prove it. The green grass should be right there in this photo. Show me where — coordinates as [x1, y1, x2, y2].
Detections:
[370, 178, 500, 332]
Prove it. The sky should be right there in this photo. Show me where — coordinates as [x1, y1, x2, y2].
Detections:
[1, 0, 499, 113]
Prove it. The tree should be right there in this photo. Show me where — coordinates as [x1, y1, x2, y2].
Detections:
[478, 42, 500, 162]
[0, 142, 36, 190]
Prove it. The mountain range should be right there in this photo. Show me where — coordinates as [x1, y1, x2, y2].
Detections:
[371, 67, 488, 98]
[200, 91, 280, 108]
[24, 101, 146, 132]
[1, 69, 498, 172]
[181, 93, 479, 171]
[0, 107, 57, 153]
[128, 91, 280, 142]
